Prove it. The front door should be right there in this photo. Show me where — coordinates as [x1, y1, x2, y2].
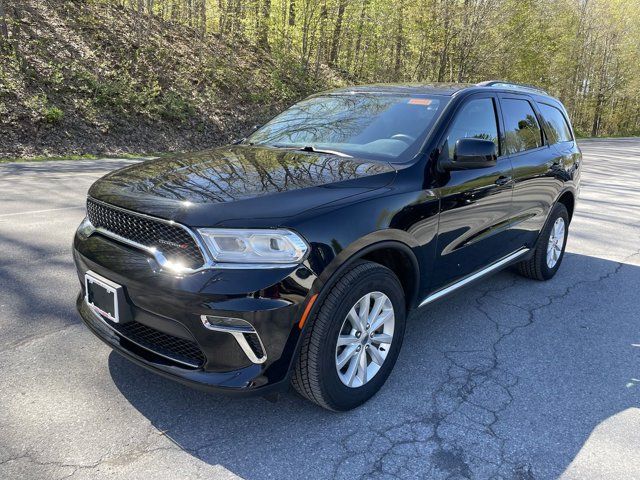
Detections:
[431, 93, 516, 289]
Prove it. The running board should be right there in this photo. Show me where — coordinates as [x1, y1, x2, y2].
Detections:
[418, 248, 530, 308]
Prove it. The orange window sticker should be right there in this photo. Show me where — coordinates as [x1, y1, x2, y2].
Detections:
[408, 98, 432, 106]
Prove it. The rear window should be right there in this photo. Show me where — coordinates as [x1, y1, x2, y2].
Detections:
[539, 103, 573, 144]
[501, 98, 543, 155]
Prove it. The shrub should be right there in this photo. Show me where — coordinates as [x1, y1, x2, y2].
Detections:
[44, 106, 64, 124]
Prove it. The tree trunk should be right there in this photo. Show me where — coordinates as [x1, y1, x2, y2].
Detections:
[200, 0, 206, 36]
[394, 0, 404, 78]
[0, 0, 8, 42]
[591, 36, 613, 137]
[328, 0, 346, 66]
[351, 0, 368, 74]
[258, 0, 271, 50]
[436, 0, 452, 82]
[232, 0, 243, 35]
[288, 0, 295, 26]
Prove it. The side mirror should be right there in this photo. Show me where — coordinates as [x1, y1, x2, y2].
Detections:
[442, 138, 497, 170]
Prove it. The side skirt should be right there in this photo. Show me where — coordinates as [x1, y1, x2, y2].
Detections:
[418, 248, 530, 308]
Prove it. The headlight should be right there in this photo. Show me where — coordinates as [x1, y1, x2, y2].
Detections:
[197, 228, 309, 266]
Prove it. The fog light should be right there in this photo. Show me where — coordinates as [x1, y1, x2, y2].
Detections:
[200, 315, 267, 364]
[201, 315, 254, 332]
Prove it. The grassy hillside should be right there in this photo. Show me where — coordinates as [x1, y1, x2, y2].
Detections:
[0, 1, 343, 159]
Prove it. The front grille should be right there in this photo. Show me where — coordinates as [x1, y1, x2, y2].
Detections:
[110, 320, 206, 367]
[87, 198, 204, 269]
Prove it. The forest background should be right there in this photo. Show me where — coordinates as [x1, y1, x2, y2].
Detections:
[1, 0, 638, 159]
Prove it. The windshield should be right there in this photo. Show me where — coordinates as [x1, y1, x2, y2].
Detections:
[246, 93, 447, 162]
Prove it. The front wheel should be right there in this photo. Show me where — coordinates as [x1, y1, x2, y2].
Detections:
[517, 203, 569, 280]
[292, 261, 406, 411]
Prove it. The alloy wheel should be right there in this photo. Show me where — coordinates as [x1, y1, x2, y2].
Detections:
[547, 217, 566, 268]
[335, 291, 395, 388]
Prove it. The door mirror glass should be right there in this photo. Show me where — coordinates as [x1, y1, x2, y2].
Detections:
[448, 138, 497, 170]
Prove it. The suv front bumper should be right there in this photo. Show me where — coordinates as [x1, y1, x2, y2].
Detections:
[73, 233, 316, 395]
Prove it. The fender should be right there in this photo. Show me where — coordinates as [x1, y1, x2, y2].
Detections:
[555, 186, 578, 218]
[531, 187, 577, 249]
[312, 230, 420, 298]
[298, 230, 421, 335]
[282, 233, 421, 385]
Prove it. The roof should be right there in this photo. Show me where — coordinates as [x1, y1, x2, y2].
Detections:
[320, 80, 552, 98]
[322, 83, 474, 96]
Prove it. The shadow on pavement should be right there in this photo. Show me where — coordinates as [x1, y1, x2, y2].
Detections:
[0, 159, 142, 177]
[108, 252, 640, 479]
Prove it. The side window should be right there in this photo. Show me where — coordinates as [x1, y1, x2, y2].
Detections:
[538, 103, 573, 144]
[446, 98, 499, 159]
[501, 98, 543, 155]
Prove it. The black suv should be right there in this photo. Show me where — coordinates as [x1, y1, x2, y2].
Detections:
[74, 81, 581, 411]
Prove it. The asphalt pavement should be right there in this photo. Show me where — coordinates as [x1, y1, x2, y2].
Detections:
[1, 140, 639, 479]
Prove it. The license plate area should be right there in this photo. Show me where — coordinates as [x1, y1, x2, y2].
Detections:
[85, 271, 125, 323]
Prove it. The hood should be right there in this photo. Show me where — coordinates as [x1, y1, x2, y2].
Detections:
[88, 145, 396, 226]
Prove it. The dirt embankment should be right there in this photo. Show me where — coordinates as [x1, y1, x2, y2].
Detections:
[0, 1, 342, 159]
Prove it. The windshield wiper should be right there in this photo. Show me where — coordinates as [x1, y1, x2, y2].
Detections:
[298, 145, 352, 158]
[266, 144, 353, 158]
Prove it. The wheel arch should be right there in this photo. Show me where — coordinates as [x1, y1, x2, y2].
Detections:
[556, 189, 576, 223]
[284, 232, 422, 388]
[312, 231, 422, 312]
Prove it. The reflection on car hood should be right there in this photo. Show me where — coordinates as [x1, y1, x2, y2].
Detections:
[88, 145, 396, 226]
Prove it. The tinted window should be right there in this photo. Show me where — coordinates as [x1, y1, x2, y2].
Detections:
[446, 98, 499, 158]
[539, 103, 573, 144]
[502, 99, 543, 154]
[247, 94, 445, 162]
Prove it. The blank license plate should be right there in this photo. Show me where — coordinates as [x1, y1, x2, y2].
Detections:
[85, 271, 121, 323]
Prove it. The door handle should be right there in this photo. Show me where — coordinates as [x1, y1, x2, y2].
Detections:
[495, 175, 512, 186]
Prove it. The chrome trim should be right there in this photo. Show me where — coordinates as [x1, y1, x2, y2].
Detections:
[418, 248, 530, 308]
[205, 262, 301, 270]
[86, 300, 202, 368]
[86, 197, 212, 274]
[85, 270, 121, 323]
[84, 198, 305, 274]
[83, 220, 204, 275]
[198, 227, 310, 266]
[89, 197, 210, 263]
[201, 315, 267, 364]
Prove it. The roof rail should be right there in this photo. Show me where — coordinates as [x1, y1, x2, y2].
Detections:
[476, 80, 548, 95]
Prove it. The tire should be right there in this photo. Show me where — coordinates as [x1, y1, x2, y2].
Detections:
[516, 203, 569, 281]
[292, 261, 406, 411]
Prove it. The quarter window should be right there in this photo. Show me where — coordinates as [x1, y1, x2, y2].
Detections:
[446, 98, 499, 159]
[501, 99, 543, 155]
[539, 103, 573, 144]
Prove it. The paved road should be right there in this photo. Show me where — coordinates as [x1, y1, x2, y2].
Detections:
[1, 140, 639, 480]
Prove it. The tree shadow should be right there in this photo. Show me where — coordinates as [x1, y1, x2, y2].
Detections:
[0, 159, 141, 177]
[108, 252, 640, 479]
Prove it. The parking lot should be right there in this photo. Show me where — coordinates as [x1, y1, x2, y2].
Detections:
[1, 138, 639, 479]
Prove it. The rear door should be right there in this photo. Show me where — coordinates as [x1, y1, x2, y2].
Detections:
[498, 94, 559, 248]
[431, 93, 516, 288]
[537, 101, 581, 173]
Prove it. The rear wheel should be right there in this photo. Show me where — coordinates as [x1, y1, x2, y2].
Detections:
[292, 261, 406, 411]
[517, 203, 569, 280]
